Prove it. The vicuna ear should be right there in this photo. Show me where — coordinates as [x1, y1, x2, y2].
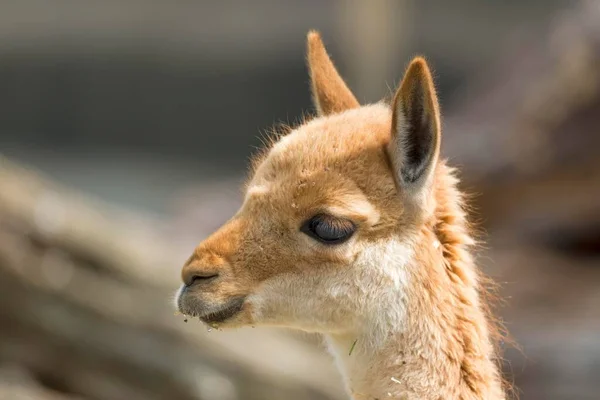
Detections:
[306, 31, 359, 116]
[388, 57, 441, 191]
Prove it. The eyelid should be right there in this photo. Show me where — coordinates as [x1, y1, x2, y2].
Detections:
[320, 215, 355, 232]
[320, 204, 379, 227]
[307, 212, 356, 229]
[309, 208, 358, 224]
[300, 213, 357, 245]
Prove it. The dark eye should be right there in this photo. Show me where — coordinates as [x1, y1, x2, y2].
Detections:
[300, 214, 356, 244]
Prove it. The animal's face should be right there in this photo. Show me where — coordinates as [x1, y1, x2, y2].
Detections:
[175, 32, 441, 334]
[177, 105, 409, 332]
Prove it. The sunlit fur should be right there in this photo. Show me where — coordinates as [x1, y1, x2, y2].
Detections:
[176, 31, 506, 399]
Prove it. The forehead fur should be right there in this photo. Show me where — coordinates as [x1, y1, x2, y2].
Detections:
[252, 103, 392, 183]
[243, 102, 404, 234]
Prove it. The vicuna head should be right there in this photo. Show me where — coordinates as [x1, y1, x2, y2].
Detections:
[176, 31, 505, 399]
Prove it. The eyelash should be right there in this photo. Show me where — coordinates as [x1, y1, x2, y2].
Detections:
[300, 214, 356, 245]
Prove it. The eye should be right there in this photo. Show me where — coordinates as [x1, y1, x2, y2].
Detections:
[300, 214, 356, 244]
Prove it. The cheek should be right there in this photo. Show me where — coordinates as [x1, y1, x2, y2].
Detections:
[290, 230, 361, 272]
[247, 239, 416, 333]
[233, 232, 299, 277]
[242, 238, 362, 306]
[246, 267, 364, 332]
[209, 278, 253, 301]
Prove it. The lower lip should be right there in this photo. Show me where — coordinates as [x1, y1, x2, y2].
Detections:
[199, 296, 246, 324]
[175, 285, 187, 311]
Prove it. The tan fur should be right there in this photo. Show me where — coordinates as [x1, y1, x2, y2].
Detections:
[307, 30, 360, 115]
[176, 31, 506, 399]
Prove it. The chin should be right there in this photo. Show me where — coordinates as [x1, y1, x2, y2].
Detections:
[175, 285, 250, 328]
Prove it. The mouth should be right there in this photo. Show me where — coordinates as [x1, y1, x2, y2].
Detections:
[177, 289, 246, 325]
[198, 296, 246, 324]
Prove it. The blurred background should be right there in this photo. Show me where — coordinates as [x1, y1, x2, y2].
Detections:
[0, 1, 599, 399]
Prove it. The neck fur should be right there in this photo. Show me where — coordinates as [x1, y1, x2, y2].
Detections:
[326, 164, 505, 400]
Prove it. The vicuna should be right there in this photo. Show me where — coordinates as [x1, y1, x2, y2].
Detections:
[176, 31, 506, 399]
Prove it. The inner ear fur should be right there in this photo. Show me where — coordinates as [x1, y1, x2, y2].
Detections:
[389, 57, 441, 190]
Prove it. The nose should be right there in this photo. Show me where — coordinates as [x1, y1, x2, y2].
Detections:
[182, 225, 238, 287]
[182, 260, 220, 287]
[183, 270, 219, 287]
[181, 251, 224, 287]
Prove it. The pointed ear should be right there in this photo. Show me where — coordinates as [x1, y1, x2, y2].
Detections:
[388, 57, 441, 191]
[306, 31, 359, 116]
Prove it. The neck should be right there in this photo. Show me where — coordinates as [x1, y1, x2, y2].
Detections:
[327, 166, 505, 400]
[327, 308, 504, 400]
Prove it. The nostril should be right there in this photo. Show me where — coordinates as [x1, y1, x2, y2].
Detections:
[188, 273, 219, 286]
